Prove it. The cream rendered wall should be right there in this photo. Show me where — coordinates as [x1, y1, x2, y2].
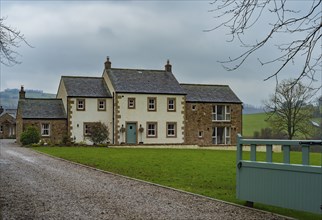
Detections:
[56, 81, 68, 111]
[117, 93, 185, 144]
[70, 97, 113, 144]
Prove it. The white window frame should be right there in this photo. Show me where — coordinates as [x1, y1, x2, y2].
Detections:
[167, 98, 176, 111]
[128, 98, 136, 109]
[212, 105, 231, 121]
[77, 99, 85, 111]
[98, 99, 106, 111]
[212, 127, 231, 145]
[147, 122, 157, 137]
[148, 97, 157, 111]
[166, 122, 176, 137]
[41, 123, 50, 136]
[84, 123, 91, 136]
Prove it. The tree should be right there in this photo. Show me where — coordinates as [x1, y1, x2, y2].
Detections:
[264, 79, 315, 139]
[0, 17, 31, 66]
[208, 0, 321, 82]
[88, 122, 110, 145]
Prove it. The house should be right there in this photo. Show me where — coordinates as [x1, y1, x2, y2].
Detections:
[16, 86, 67, 144]
[181, 84, 242, 145]
[102, 59, 186, 145]
[16, 57, 242, 146]
[0, 106, 16, 139]
[56, 76, 113, 144]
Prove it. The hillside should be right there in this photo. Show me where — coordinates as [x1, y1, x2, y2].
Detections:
[0, 88, 55, 109]
[242, 112, 269, 138]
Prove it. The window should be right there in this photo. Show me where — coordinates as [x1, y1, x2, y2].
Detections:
[192, 105, 197, 111]
[167, 98, 176, 111]
[128, 98, 136, 109]
[77, 99, 85, 111]
[212, 105, 231, 121]
[84, 123, 91, 136]
[97, 99, 106, 111]
[0, 125, 3, 133]
[198, 131, 204, 138]
[166, 122, 177, 137]
[41, 123, 50, 136]
[146, 122, 157, 138]
[147, 97, 157, 111]
[212, 127, 231, 145]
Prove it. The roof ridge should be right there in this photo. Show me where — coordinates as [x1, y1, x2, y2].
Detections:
[22, 98, 62, 101]
[62, 76, 103, 79]
[180, 83, 229, 87]
[111, 68, 165, 72]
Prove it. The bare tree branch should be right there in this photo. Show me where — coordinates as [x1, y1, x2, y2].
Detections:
[0, 17, 32, 66]
[208, 0, 321, 83]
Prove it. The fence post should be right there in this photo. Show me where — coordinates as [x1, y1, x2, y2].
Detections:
[266, 144, 273, 162]
[250, 144, 256, 161]
[302, 145, 310, 165]
[282, 145, 290, 164]
[237, 134, 243, 162]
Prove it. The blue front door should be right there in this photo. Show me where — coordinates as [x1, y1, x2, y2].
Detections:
[126, 123, 137, 144]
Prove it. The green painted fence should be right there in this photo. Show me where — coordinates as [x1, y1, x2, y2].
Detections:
[236, 134, 322, 214]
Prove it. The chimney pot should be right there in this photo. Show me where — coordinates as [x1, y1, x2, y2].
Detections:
[165, 59, 172, 72]
[104, 56, 111, 70]
[19, 85, 26, 99]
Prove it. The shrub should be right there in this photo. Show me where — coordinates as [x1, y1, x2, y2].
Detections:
[20, 126, 40, 146]
[88, 122, 110, 145]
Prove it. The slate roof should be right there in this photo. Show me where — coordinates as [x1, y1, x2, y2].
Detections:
[107, 68, 186, 95]
[0, 109, 17, 118]
[180, 84, 242, 103]
[61, 76, 111, 97]
[18, 99, 67, 119]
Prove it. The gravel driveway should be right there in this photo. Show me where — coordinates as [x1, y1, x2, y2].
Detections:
[0, 140, 289, 220]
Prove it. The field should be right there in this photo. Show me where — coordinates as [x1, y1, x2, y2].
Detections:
[33, 147, 321, 220]
[243, 112, 269, 137]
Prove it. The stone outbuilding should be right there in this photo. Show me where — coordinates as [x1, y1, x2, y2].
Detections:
[181, 84, 242, 146]
[0, 106, 17, 139]
[16, 87, 67, 145]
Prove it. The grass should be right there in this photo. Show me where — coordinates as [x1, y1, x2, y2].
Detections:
[243, 112, 269, 137]
[33, 147, 322, 220]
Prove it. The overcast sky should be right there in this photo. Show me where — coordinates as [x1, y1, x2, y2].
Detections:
[0, 1, 318, 106]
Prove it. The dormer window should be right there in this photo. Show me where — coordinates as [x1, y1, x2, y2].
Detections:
[77, 99, 85, 111]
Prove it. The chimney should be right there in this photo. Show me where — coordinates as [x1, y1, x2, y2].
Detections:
[104, 56, 111, 70]
[165, 59, 172, 72]
[19, 85, 25, 99]
[0, 106, 3, 115]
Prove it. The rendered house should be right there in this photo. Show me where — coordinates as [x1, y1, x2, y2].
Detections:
[0, 106, 16, 139]
[16, 57, 242, 146]
[56, 76, 113, 144]
[16, 86, 67, 144]
[102, 59, 186, 145]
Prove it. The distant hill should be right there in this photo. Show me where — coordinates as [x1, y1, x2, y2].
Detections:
[243, 104, 264, 114]
[0, 88, 55, 109]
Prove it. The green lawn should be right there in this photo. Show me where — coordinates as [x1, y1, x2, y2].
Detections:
[33, 147, 322, 220]
[243, 112, 269, 137]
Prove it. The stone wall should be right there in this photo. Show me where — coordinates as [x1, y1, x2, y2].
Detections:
[185, 102, 242, 146]
[0, 114, 16, 139]
[17, 119, 67, 145]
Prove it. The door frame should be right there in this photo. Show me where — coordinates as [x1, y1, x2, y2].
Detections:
[125, 121, 138, 144]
